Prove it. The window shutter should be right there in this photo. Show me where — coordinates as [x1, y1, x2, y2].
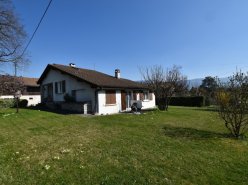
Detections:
[106, 90, 116, 104]
[62, 80, 66, 93]
[106, 92, 110, 104]
[55, 82, 58, 94]
[133, 92, 137, 100]
[139, 93, 144, 101]
[112, 91, 116, 104]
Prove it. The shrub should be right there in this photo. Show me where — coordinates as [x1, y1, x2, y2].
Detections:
[169, 96, 205, 107]
[0, 99, 15, 108]
[13, 99, 28, 108]
[64, 93, 75, 102]
[19, 99, 28, 108]
[215, 71, 248, 138]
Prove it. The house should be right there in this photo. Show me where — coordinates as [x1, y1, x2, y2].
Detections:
[0, 76, 41, 106]
[37, 63, 156, 114]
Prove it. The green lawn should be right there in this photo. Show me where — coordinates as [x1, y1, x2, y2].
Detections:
[0, 107, 247, 185]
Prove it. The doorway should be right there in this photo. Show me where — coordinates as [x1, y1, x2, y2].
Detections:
[121, 91, 126, 111]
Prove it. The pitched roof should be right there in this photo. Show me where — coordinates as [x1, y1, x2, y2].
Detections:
[38, 64, 148, 89]
[20, 77, 39, 87]
[0, 75, 39, 87]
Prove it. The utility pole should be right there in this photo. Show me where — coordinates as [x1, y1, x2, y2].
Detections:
[14, 62, 19, 113]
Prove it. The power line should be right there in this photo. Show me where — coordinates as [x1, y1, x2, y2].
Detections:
[21, 0, 53, 56]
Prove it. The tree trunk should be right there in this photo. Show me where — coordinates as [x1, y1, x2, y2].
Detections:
[16, 98, 19, 113]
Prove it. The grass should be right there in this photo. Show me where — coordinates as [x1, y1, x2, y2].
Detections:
[0, 106, 248, 185]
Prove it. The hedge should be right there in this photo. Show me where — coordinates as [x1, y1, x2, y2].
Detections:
[0, 99, 15, 108]
[0, 99, 29, 108]
[169, 96, 206, 107]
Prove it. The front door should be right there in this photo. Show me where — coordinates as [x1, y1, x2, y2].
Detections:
[47, 83, 53, 102]
[121, 91, 126, 111]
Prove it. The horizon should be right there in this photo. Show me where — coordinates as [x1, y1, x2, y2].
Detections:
[2, 63, 232, 82]
[2, 0, 248, 80]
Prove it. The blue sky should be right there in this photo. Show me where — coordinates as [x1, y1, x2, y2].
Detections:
[6, 0, 248, 80]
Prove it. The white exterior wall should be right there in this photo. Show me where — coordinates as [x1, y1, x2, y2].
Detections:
[0, 95, 41, 106]
[97, 90, 156, 115]
[140, 93, 156, 110]
[97, 90, 121, 115]
[41, 69, 96, 111]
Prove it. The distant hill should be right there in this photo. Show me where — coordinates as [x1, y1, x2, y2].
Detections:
[187, 78, 203, 88]
[187, 77, 229, 88]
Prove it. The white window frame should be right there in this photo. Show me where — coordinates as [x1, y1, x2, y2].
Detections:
[55, 80, 65, 94]
[57, 81, 63, 94]
[144, 91, 149, 100]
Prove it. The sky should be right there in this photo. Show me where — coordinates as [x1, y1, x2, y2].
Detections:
[4, 0, 248, 80]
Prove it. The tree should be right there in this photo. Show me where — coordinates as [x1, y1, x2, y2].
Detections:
[215, 71, 248, 138]
[200, 76, 217, 105]
[140, 65, 188, 111]
[200, 76, 217, 94]
[189, 87, 200, 96]
[0, 0, 27, 69]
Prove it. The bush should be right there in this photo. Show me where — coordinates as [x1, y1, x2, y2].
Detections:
[13, 99, 28, 108]
[169, 96, 205, 107]
[215, 71, 248, 138]
[0, 99, 15, 108]
[64, 93, 75, 102]
[19, 99, 28, 108]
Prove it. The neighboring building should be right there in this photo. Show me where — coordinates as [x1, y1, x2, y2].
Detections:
[0, 76, 41, 106]
[37, 63, 156, 114]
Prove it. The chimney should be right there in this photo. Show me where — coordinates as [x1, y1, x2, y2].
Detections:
[69, 63, 76, 68]
[115, 69, 120, 79]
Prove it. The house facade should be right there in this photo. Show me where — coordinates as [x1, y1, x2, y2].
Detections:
[38, 64, 156, 114]
[0, 76, 41, 106]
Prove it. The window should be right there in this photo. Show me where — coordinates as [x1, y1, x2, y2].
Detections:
[55, 80, 66, 94]
[149, 92, 153, 100]
[132, 92, 137, 100]
[144, 91, 149, 100]
[105, 90, 116, 104]
[26, 86, 40, 92]
[140, 91, 152, 101]
[71, 90, 76, 99]
[139, 92, 144, 101]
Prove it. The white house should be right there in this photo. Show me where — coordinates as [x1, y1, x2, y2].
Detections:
[37, 63, 156, 115]
[0, 76, 41, 106]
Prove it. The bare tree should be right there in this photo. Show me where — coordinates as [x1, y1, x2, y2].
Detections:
[0, 0, 27, 70]
[215, 71, 248, 138]
[140, 65, 188, 111]
[167, 65, 188, 96]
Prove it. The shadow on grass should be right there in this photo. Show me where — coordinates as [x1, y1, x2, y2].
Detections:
[25, 106, 81, 115]
[187, 106, 219, 113]
[163, 125, 229, 140]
